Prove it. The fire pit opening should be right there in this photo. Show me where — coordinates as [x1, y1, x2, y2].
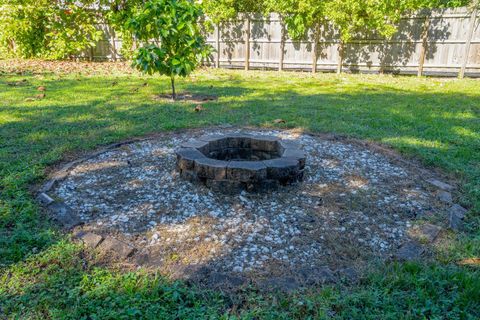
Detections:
[201, 136, 282, 161]
[176, 133, 306, 193]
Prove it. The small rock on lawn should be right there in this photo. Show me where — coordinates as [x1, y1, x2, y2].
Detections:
[449, 204, 468, 230]
[78, 232, 103, 248]
[409, 223, 442, 243]
[437, 191, 452, 203]
[98, 236, 134, 259]
[395, 241, 425, 261]
[48, 202, 83, 229]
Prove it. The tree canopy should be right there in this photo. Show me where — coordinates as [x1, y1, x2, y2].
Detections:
[124, 0, 212, 99]
[203, 0, 473, 41]
[0, 0, 474, 59]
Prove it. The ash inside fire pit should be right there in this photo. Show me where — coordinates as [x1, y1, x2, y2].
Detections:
[176, 134, 305, 193]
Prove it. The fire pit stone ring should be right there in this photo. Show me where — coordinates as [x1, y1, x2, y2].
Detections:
[175, 133, 305, 193]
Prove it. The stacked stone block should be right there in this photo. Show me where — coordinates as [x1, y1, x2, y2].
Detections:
[176, 133, 305, 194]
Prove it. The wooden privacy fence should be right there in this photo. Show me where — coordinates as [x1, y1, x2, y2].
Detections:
[90, 7, 480, 77]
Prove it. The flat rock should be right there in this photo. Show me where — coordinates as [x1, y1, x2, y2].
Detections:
[48, 202, 83, 229]
[449, 204, 468, 230]
[78, 232, 103, 248]
[38, 192, 54, 205]
[437, 191, 452, 203]
[98, 236, 134, 259]
[395, 241, 424, 261]
[409, 223, 442, 243]
[426, 179, 453, 191]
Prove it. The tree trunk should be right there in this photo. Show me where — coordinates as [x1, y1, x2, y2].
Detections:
[312, 23, 321, 73]
[170, 76, 176, 101]
[336, 41, 344, 74]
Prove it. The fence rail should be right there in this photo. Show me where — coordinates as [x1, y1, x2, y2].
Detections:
[88, 7, 480, 77]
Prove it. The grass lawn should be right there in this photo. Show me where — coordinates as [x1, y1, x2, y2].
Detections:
[0, 61, 479, 319]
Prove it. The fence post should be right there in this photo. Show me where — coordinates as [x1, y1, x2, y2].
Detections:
[417, 15, 431, 76]
[110, 28, 117, 62]
[279, 16, 285, 71]
[245, 16, 251, 71]
[459, 0, 478, 78]
[336, 41, 344, 74]
[312, 24, 320, 73]
[215, 23, 221, 68]
[89, 47, 94, 61]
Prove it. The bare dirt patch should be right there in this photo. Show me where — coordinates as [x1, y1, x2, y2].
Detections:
[153, 92, 218, 103]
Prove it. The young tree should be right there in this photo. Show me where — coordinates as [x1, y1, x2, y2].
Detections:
[125, 0, 212, 100]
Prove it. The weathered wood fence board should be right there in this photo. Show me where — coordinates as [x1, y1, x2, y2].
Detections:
[87, 7, 480, 77]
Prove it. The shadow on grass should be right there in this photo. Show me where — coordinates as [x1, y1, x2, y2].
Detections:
[1, 242, 478, 318]
[0, 74, 479, 317]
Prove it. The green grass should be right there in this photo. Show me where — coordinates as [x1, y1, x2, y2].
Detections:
[0, 64, 479, 319]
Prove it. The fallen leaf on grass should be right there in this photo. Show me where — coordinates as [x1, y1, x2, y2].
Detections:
[35, 93, 46, 99]
[458, 258, 480, 266]
[37, 86, 46, 91]
[194, 105, 204, 112]
[273, 119, 286, 124]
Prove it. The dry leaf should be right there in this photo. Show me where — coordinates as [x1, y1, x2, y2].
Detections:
[37, 86, 46, 91]
[458, 258, 480, 266]
[273, 119, 286, 124]
[35, 93, 46, 99]
[194, 105, 204, 112]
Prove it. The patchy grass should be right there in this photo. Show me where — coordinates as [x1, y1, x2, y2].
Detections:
[0, 61, 479, 318]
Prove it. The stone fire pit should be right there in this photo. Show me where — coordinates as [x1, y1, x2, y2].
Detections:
[176, 134, 306, 193]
